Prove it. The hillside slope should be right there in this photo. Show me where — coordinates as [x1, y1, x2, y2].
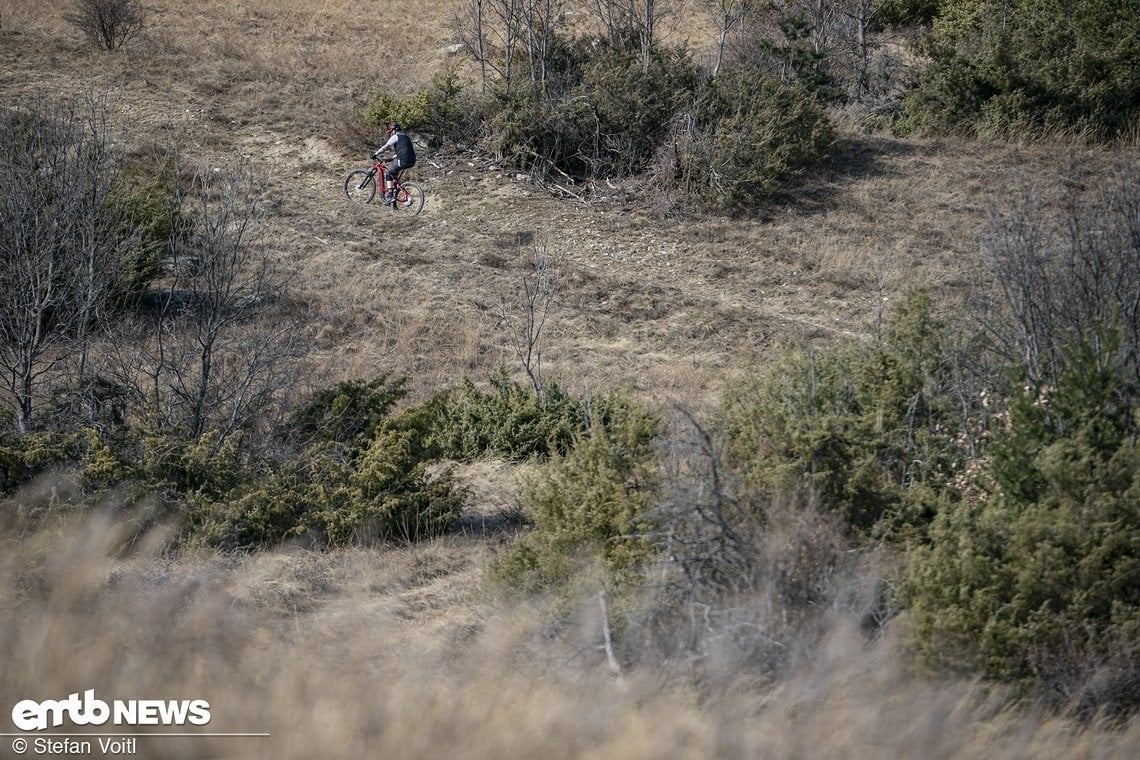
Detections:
[3, 0, 1130, 411]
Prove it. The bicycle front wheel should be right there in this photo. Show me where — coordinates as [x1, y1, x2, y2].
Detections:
[394, 181, 425, 215]
[344, 169, 377, 204]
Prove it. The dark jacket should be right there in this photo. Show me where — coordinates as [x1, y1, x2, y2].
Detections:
[390, 131, 415, 166]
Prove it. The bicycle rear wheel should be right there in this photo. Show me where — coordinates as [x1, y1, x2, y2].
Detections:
[344, 169, 377, 204]
[394, 181, 425, 215]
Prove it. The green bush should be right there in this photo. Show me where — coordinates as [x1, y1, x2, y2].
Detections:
[733, 10, 836, 100]
[416, 62, 485, 147]
[878, 0, 943, 26]
[492, 399, 660, 594]
[584, 44, 701, 177]
[490, 83, 592, 177]
[360, 33, 832, 211]
[193, 432, 464, 550]
[358, 90, 430, 135]
[428, 369, 662, 466]
[287, 374, 408, 452]
[140, 430, 243, 499]
[78, 428, 136, 491]
[358, 63, 484, 149]
[0, 428, 136, 527]
[0, 431, 83, 493]
[902, 0, 1140, 140]
[722, 291, 968, 537]
[336, 426, 463, 543]
[187, 474, 310, 550]
[662, 63, 835, 213]
[566, 42, 699, 177]
[484, 38, 699, 180]
[188, 375, 464, 550]
[902, 326, 1140, 714]
[651, 10, 836, 212]
[429, 370, 582, 461]
[108, 160, 188, 308]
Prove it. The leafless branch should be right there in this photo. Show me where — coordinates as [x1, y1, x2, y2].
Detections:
[497, 238, 562, 395]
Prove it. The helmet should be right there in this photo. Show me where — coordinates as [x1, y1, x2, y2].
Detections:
[387, 122, 402, 135]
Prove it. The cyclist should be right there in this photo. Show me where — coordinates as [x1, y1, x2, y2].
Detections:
[373, 123, 416, 204]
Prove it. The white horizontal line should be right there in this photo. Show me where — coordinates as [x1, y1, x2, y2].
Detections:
[0, 732, 270, 737]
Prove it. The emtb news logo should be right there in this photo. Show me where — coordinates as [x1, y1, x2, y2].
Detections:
[10, 690, 211, 731]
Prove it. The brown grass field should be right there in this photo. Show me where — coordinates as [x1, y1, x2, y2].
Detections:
[2, 1, 1139, 757]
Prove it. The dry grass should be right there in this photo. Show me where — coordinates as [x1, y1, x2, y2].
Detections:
[3, 513, 1138, 758]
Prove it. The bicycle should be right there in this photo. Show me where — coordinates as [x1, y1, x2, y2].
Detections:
[344, 157, 425, 214]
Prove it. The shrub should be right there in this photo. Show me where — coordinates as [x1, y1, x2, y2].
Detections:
[0, 432, 83, 493]
[490, 41, 700, 180]
[902, 326, 1140, 715]
[877, 0, 943, 26]
[186, 475, 308, 550]
[722, 291, 968, 537]
[358, 90, 430, 136]
[582, 44, 701, 178]
[287, 374, 408, 452]
[730, 9, 836, 100]
[187, 376, 464, 550]
[140, 430, 243, 499]
[490, 83, 593, 178]
[0, 94, 148, 434]
[636, 445, 862, 681]
[333, 426, 464, 543]
[429, 370, 582, 461]
[0, 428, 135, 522]
[78, 428, 135, 491]
[662, 64, 835, 213]
[429, 369, 661, 466]
[415, 62, 486, 148]
[902, 0, 1140, 140]
[358, 63, 485, 149]
[66, 0, 146, 51]
[492, 399, 660, 594]
[107, 160, 188, 309]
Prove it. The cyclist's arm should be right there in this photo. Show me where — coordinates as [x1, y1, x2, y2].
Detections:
[374, 134, 399, 156]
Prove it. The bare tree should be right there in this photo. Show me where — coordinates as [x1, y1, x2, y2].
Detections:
[633, 409, 773, 674]
[522, 0, 566, 94]
[458, 0, 490, 90]
[0, 95, 132, 433]
[70, 97, 137, 380]
[979, 168, 1140, 388]
[631, 408, 874, 682]
[458, 0, 567, 95]
[592, 0, 672, 61]
[832, 0, 885, 97]
[497, 238, 562, 395]
[457, 0, 522, 92]
[750, 0, 898, 100]
[132, 158, 298, 446]
[66, 0, 146, 51]
[650, 409, 753, 598]
[708, 0, 755, 76]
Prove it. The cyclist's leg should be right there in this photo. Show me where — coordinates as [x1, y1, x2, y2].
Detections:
[384, 161, 405, 202]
